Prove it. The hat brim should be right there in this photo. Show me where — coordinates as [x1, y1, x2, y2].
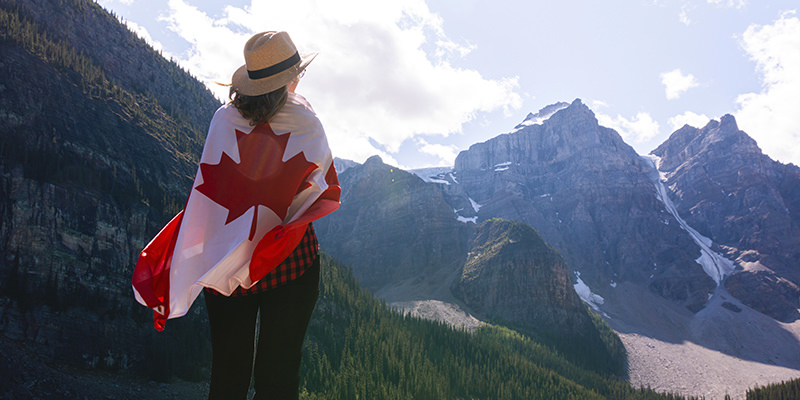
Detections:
[231, 51, 317, 97]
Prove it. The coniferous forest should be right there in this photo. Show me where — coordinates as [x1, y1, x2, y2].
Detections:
[746, 377, 800, 400]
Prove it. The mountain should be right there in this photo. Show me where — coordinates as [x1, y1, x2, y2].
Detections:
[0, 0, 219, 381]
[320, 99, 800, 393]
[315, 155, 470, 291]
[449, 99, 714, 314]
[454, 218, 587, 334]
[452, 218, 626, 375]
[315, 156, 626, 376]
[652, 115, 800, 322]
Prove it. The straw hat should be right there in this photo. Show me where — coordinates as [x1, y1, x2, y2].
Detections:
[231, 31, 317, 96]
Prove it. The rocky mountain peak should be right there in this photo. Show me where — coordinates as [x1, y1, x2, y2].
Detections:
[315, 155, 469, 290]
[653, 114, 761, 173]
[454, 98, 639, 173]
[719, 113, 738, 131]
[547, 98, 593, 123]
[363, 155, 385, 168]
[515, 101, 570, 128]
[653, 114, 800, 322]
[709, 114, 753, 147]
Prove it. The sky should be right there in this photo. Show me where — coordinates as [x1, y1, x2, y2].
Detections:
[95, 0, 800, 169]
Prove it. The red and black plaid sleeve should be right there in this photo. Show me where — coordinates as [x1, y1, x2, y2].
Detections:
[206, 223, 318, 297]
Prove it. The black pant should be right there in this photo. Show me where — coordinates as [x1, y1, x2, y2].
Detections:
[204, 257, 320, 400]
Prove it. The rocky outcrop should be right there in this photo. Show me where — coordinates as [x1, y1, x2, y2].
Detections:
[450, 99, 715, 312]
[451, 218, 626, 375]
[452, 218, 588, 335]
[652, 116, 800, 322]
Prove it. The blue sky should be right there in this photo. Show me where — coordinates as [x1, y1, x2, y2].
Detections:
[96, 0, 799, 169]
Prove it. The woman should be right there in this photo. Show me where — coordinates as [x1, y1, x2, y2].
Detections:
[200, 31, 334, 400]
[133, 31, 338, 399]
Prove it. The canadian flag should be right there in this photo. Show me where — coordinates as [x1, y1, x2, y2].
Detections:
[132, 93, 340, 331]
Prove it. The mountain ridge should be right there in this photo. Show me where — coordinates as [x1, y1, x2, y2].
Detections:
[1, 0, 218, 382]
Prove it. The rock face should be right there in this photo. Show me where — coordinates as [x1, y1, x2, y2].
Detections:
[453, 218, 589, 336]
[652, 116, 800, 322]
[0, 0, 219, 379]
[315, 156, 470, 290]
[452, 218, 627, 375]
[450, 99, 715, 313]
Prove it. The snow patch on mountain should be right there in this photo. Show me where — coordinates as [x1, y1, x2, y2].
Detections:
[468, 197, 482, 213]
[644, 155, 736, 285]
[448, 172, 459, 184]
[573, 271, 605, 313]
[456, 215, 477, 224]
[510, 102, 570, 133]
[410, 166, 454, 184]
[453, 207, 477, 224]
[494, 161, 512, 172]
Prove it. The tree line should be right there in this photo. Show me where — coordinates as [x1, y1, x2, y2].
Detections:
[746, 377, 800, 400]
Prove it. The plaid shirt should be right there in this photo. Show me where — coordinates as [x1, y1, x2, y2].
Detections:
[206, 224, 318, 297]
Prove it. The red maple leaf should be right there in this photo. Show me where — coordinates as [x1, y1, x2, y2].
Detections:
[195, 123, 317, 241]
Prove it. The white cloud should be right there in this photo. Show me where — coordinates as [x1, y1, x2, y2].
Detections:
[708, 0, 747, 9]
[679, 5, 691, 26]
[95, 0, 133, 6]
[590, 99, 609, 110]
[707, 0, 746, 9]
[596, 112, 661, 145]
[735, 11, 800, 166]
[660, 68, 699, 100]
[668, 111, 710, 131]
[415, 138, 459, 166]
[122, 20, 165, 54]
[159, 0, 522, 164]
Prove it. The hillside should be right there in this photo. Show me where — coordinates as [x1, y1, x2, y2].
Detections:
[0, 0, 218, 384]
[453, 218, 627, 376]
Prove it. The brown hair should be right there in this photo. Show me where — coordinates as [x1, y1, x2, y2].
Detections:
[229, 85, 289, 126]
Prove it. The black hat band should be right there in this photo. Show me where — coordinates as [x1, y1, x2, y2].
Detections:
[247, 52, 301, 80]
